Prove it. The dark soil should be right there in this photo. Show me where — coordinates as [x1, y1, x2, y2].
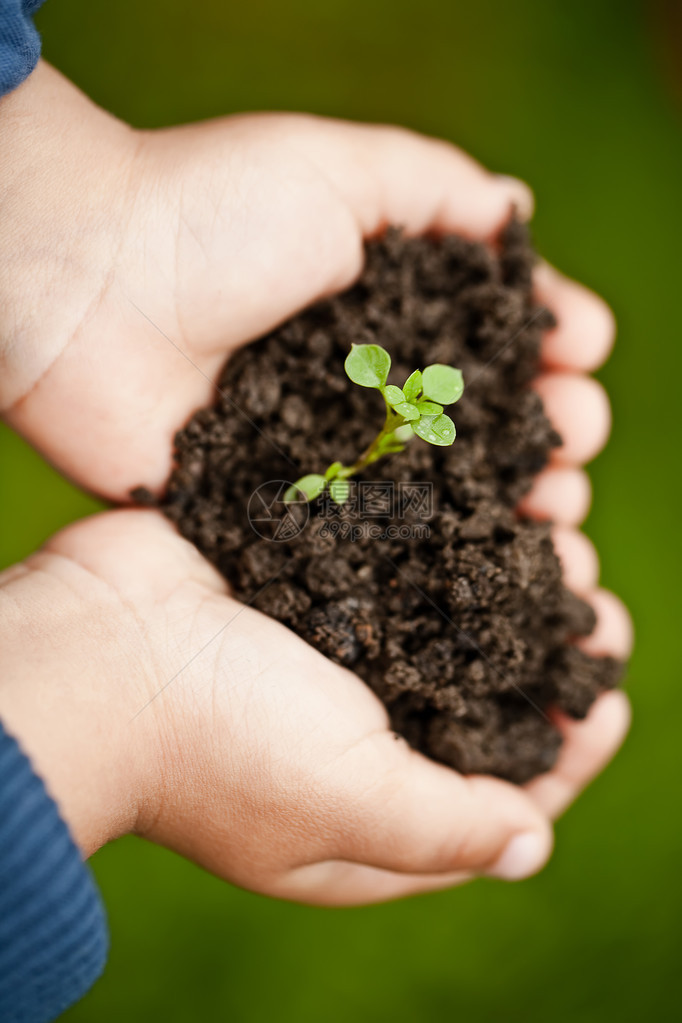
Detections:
[144, 219, 623, 784]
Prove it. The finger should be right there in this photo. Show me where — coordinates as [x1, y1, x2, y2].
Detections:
[272, 860, 470, 908]
[535, 263, 616, 371]
[525, 690, 631, 818]
[518, 466, 592, 525]
[578, 588, 634, 659]
[327, 732, 553, 881]
[533, 372, 611, 465]
[285, 117, 534, 243]
[551, 526, 600, 594]
[528, 585, 633, 819]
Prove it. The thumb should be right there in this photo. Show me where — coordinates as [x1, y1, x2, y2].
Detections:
[326, 729, 554, 882]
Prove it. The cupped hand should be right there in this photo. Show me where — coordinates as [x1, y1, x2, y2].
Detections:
[2, 62, 611, 503]
[0, 61, 632, 904]
[0, 511, 631, 906]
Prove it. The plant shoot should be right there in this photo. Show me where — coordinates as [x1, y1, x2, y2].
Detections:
[285, 344, 464, 504]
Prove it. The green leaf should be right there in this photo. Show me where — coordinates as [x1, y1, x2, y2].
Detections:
[283, 474, 326, 502]
[393, 401, 420, 421]
[402, 369, 423, 402]
[383, 384, 406, 407]
[421, 365, 464, 405]
[415, 400, 444, 415]
[413, 414, 457, 446]
[329, 479, 351, 505]
[324, 461, 343, 480]
[344, 344, 391, 388]
[393, 424, 415, 443]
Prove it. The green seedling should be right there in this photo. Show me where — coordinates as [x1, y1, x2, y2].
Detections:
[284, 344, 464, 505]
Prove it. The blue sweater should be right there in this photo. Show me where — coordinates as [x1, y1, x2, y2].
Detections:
[0, 0, 44, 96]
[0, 721, 108, 1021]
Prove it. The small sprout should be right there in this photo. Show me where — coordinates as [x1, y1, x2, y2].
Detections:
[286, 343, 464, 502]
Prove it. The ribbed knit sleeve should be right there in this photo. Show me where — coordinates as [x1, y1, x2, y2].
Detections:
[0, 1, 46, 97]
[0, 720, 108, 1023]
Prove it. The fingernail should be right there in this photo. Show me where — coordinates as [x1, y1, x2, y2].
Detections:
[487, 832, 548, 881]
[495, 174, 535, 221]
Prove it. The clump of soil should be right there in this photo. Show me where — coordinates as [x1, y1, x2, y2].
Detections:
[147, 219, 623, 784]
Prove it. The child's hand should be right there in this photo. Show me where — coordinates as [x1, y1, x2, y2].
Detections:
[2, 63, 611, 507]
[0, 62, 632, 902]
[0, 510, 630, 904]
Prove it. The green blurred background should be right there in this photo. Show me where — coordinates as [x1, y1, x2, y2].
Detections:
[1, 0, 680, 1019]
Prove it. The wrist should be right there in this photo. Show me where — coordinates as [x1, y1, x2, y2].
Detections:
[0, 545, 158, 856]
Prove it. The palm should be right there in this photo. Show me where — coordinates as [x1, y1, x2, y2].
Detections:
[46, 509, 628, 904]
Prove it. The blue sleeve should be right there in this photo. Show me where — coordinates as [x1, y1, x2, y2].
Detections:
[0, 1, 46, 97]
[0, 720, 108, 1023]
